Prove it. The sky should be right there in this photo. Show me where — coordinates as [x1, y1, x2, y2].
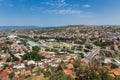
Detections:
[0, 0, 120, 26]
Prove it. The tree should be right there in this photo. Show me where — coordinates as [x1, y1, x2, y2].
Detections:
[111, 63, 119, 69]
[78, 46, 83, 50]
[6, 57, 12, 62]
[13, 56, 19, 61]
[0, 56, 2, 61]
[61, 46, 67, 53]
[45, 48, 50, 51]
[77, 53, 84, 58]
[32, 46, 41, 52]
[73, 58, 82, 68]
[73, 59, 112, 80]
[51, 48, 58, 53]
[1, 47, 9, 53]
[3, 64, 9, 68]
[5, 41, 13, 45]
[22, 51, 45, 61]
[90, 37, 95, 41]
[80, 39, 86, 45]
[85, 44, 93, 49]
[24, 75, 31, 79]
[94, 41, 110, 49]
[9, 72, 15, 79]
[114, 76, 120, 80]
[43, 69, 51, 78]
[49, 71, 73, 80]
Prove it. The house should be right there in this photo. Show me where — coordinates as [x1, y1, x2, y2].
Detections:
[39, 51, 55, 58]
[0, 67, 11, 79]
[63, 69, 72, 75]
[66, 63, 74, 69]
[63, 69, 77, 79]
[0, 62, 4, 67]
[109, 67, 120, 77]
[27, 60, 36, 66]
[13, 63, 25, 70]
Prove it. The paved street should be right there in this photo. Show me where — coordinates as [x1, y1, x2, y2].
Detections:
[85, 46, 100, 62]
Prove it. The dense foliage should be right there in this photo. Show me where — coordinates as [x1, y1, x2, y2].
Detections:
[94, 41, 110, 49]
[32, 46, 41, 52]
[49, 71, 73, 80]
[22, 51, 45, 61]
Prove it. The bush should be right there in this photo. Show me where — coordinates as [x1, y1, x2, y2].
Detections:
[9, 72, 15, 79]
[22, 51, 45, 61]
[85, 44, 93, 49]
[43, 70, 51, 78]
[32, 46, 41, 52]
[24, 75, 31, 79]
[111, 63, 119, 69]
[13, 57, 19, 61]
[94, 41, 109, 49]
[0, 56, 2, 61]
[77, 53, 84, 58]
[77, 46, 83, 50]
[6, 57, 12, 62]
[90, 37, 95, 41]
[49, 71, 73, 80]
[84, 49, 90, 53]
[3, 64, 9, 68]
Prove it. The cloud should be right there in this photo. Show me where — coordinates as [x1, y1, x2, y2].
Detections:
[41, 0, 68, 7]
[46, 9, 82, 15]
[41, 2, 67, 7]
[31, 0, 91, 16]
[60, 0, 65, 3]
[83, 4, 91, 8]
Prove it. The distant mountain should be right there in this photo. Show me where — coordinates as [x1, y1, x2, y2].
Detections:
[2, 25, 119, 30]
[0, 26, 41, 30]
[0, 26, 67, 30]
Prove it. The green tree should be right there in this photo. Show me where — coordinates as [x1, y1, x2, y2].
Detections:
[9, 72, 15, 79]
[43, 69, 51, 78]
[3, 64, 9, 68]
[78, 46, 83, 50]
[73, 58, 82, 68]
[85, 44, 93, 49]
[90, 37, 95, 41]
[77, 53, 84, 58]
[1, 47, 9, 53]
[32, 46, 41, 52]
[22, 51, 45, 61]
[6, 57, 12, 62]
[49, 71, 73, 80]
[0, 56, 2, 61]
[13, 56, 19, 61]
[111, 63, 119, 69]
[51, 48, 58, 53]
[45, 48, 50, 51]
[114, 76, 120, 80]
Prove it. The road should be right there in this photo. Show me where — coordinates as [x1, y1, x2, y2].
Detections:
[85, 46, 100, 62]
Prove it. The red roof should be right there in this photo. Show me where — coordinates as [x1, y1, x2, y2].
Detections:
[66, 63, 74, 69]
[63, 69, 72, 75]
[110, 67, 120, 77]
[0, 67, 11, 77]
[64, 69, 77, 79]
[39, 51, 55, 56]
[22, 61, 28, 65]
